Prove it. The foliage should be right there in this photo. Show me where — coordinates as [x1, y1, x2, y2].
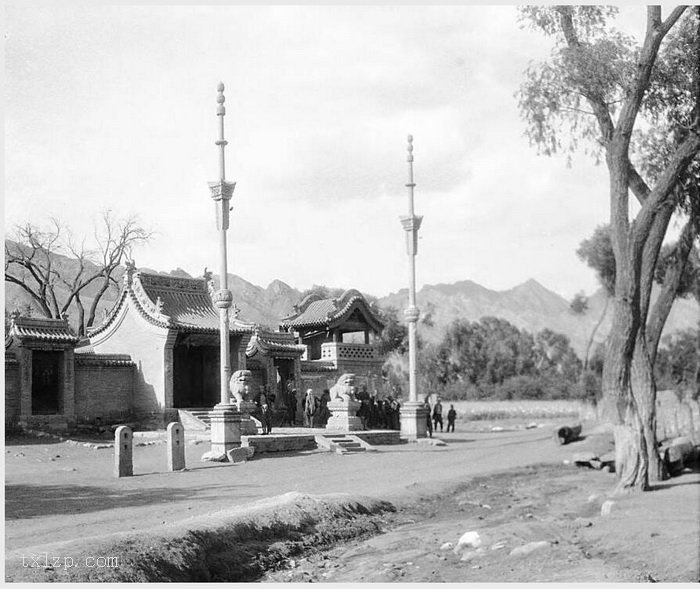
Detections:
[569, 291, 588, 314]
[385, 316, 584, 402]
[655, 328, 700, 397]
[576, 225, 615, 295]
[518, 5, 700, 490]
[374, 306, 408, 356]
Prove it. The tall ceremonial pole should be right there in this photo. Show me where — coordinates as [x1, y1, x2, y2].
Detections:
[399, 135, 428, 438]
[209, 82, 236, 407]
[204, 82, 246, 461]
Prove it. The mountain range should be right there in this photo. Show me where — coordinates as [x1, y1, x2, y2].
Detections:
[5, 239, 698, 359]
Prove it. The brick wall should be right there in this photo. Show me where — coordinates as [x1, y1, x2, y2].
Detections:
[74, 358, 135, 422]
[5, 358, 20, 426]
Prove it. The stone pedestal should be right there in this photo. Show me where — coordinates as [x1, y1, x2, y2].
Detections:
[400, 401, 429, 439]
[202, 403, 247, 461]
[326, 398, 362, 432]
[237, 400, 260, 435]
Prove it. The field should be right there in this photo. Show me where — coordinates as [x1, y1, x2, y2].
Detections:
[450, 399, 598, 422]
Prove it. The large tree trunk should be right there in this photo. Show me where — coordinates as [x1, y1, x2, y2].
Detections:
[603, 294, 650, 493]
[613, 407, 649, 493]
[631, 330, 667, 482]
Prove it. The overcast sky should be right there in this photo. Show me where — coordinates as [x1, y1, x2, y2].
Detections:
[5, 5, 657, 300]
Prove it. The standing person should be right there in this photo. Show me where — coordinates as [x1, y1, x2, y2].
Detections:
[424, 396, 433, 438]
[447, 404, 457, 433]
[390, 397, 401, 430]
[304, 388, 318, 428]
[433, 398, 444, 432]
[257, 387, 273, 435]
[285, 388, 298, 427]
[319, 389, 331, 427]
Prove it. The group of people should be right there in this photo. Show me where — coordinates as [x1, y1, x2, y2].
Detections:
[253, 381, 458, 437]
[424, 397, 457, 437]
[356, 391, 401, 430]
[303, 388, 331, 428]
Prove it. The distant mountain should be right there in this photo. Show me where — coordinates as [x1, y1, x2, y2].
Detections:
[4, 239, 300, 331]
[6, 238, 698, 357]
[378, 279, 699, 359]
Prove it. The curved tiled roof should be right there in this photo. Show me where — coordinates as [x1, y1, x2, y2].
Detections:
[88, 270, 256, 337]
[6, 316, 80, 347]
[300, 359, 337, 372]
[281, 289, 384, 333]
[246, 328, 306, 358]
[75, 353, 135, 367]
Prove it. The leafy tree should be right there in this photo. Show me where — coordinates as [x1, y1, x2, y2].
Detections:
[375, 306, 408, 355]
[569, 291, 589, 314]
[534, 328, 582, 382]
[5, 212, 151, 336]
[518, 6, 700, 492]
[298, 284, 349, 301]
[575, 226, 613, 372]
[655, 328, 700, 398]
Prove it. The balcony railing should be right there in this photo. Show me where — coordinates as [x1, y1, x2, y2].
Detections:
[320, 342, 378, 362]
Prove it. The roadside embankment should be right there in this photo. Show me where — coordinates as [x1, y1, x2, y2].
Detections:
[5, 492, 395, 582]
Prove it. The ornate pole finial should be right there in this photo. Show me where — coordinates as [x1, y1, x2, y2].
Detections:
[407, 134, 414, 162]
[216, 82, 226, 116]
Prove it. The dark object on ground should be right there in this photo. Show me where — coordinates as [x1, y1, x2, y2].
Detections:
[573, 451, 615, 472]
[554, 424, 582, 445]
[660, 437, 697, 476]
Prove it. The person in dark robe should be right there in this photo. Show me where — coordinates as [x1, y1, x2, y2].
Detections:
[447, 404, 457, 433]
[257, 387, 273, 434]
[285, 389, 298, 427]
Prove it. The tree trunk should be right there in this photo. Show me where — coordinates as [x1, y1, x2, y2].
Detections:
[613, 409, 649, 493]
[74, 294, 86, 337]
[603, 290, 650, 493]
[631, 330, 667, 482]
[86, 276, 111, 329]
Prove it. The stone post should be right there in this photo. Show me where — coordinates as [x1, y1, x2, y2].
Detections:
[167, 422, 186, 471]
[114, 425, 133, 477]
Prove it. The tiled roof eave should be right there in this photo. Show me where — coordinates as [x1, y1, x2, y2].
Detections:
[283, 296, 384, 333]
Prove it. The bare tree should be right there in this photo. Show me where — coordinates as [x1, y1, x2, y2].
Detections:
[5, 211, 151, 336]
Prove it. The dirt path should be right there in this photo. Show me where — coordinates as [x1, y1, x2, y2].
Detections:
[263, 466, 700, 583]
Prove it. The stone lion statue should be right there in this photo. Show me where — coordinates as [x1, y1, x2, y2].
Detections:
[330, 373, 357, 402]
[230, 369, 253, 405]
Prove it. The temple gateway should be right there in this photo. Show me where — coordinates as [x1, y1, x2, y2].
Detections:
[5, 265, 386, 431]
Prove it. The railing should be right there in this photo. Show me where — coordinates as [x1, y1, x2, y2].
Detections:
[320, 342, 378, 361]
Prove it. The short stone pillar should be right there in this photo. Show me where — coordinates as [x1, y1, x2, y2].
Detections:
[202, 402, 254, 461]
[326, 398, 363, 431]
[400, 401, 429, 439]
[167, 422, 185, 471]
[114, 425, 133, 477]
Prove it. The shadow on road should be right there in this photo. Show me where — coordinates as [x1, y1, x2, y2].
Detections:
[5, 483, 247, 519]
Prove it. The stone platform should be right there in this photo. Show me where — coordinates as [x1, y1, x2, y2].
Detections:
[240, 428, 402, 454]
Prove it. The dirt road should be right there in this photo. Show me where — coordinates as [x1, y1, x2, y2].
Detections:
[6, 425, 589, 551]
[6, 423, 699, 582]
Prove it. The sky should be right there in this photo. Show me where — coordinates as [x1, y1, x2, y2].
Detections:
[4, 5, 661, 300]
